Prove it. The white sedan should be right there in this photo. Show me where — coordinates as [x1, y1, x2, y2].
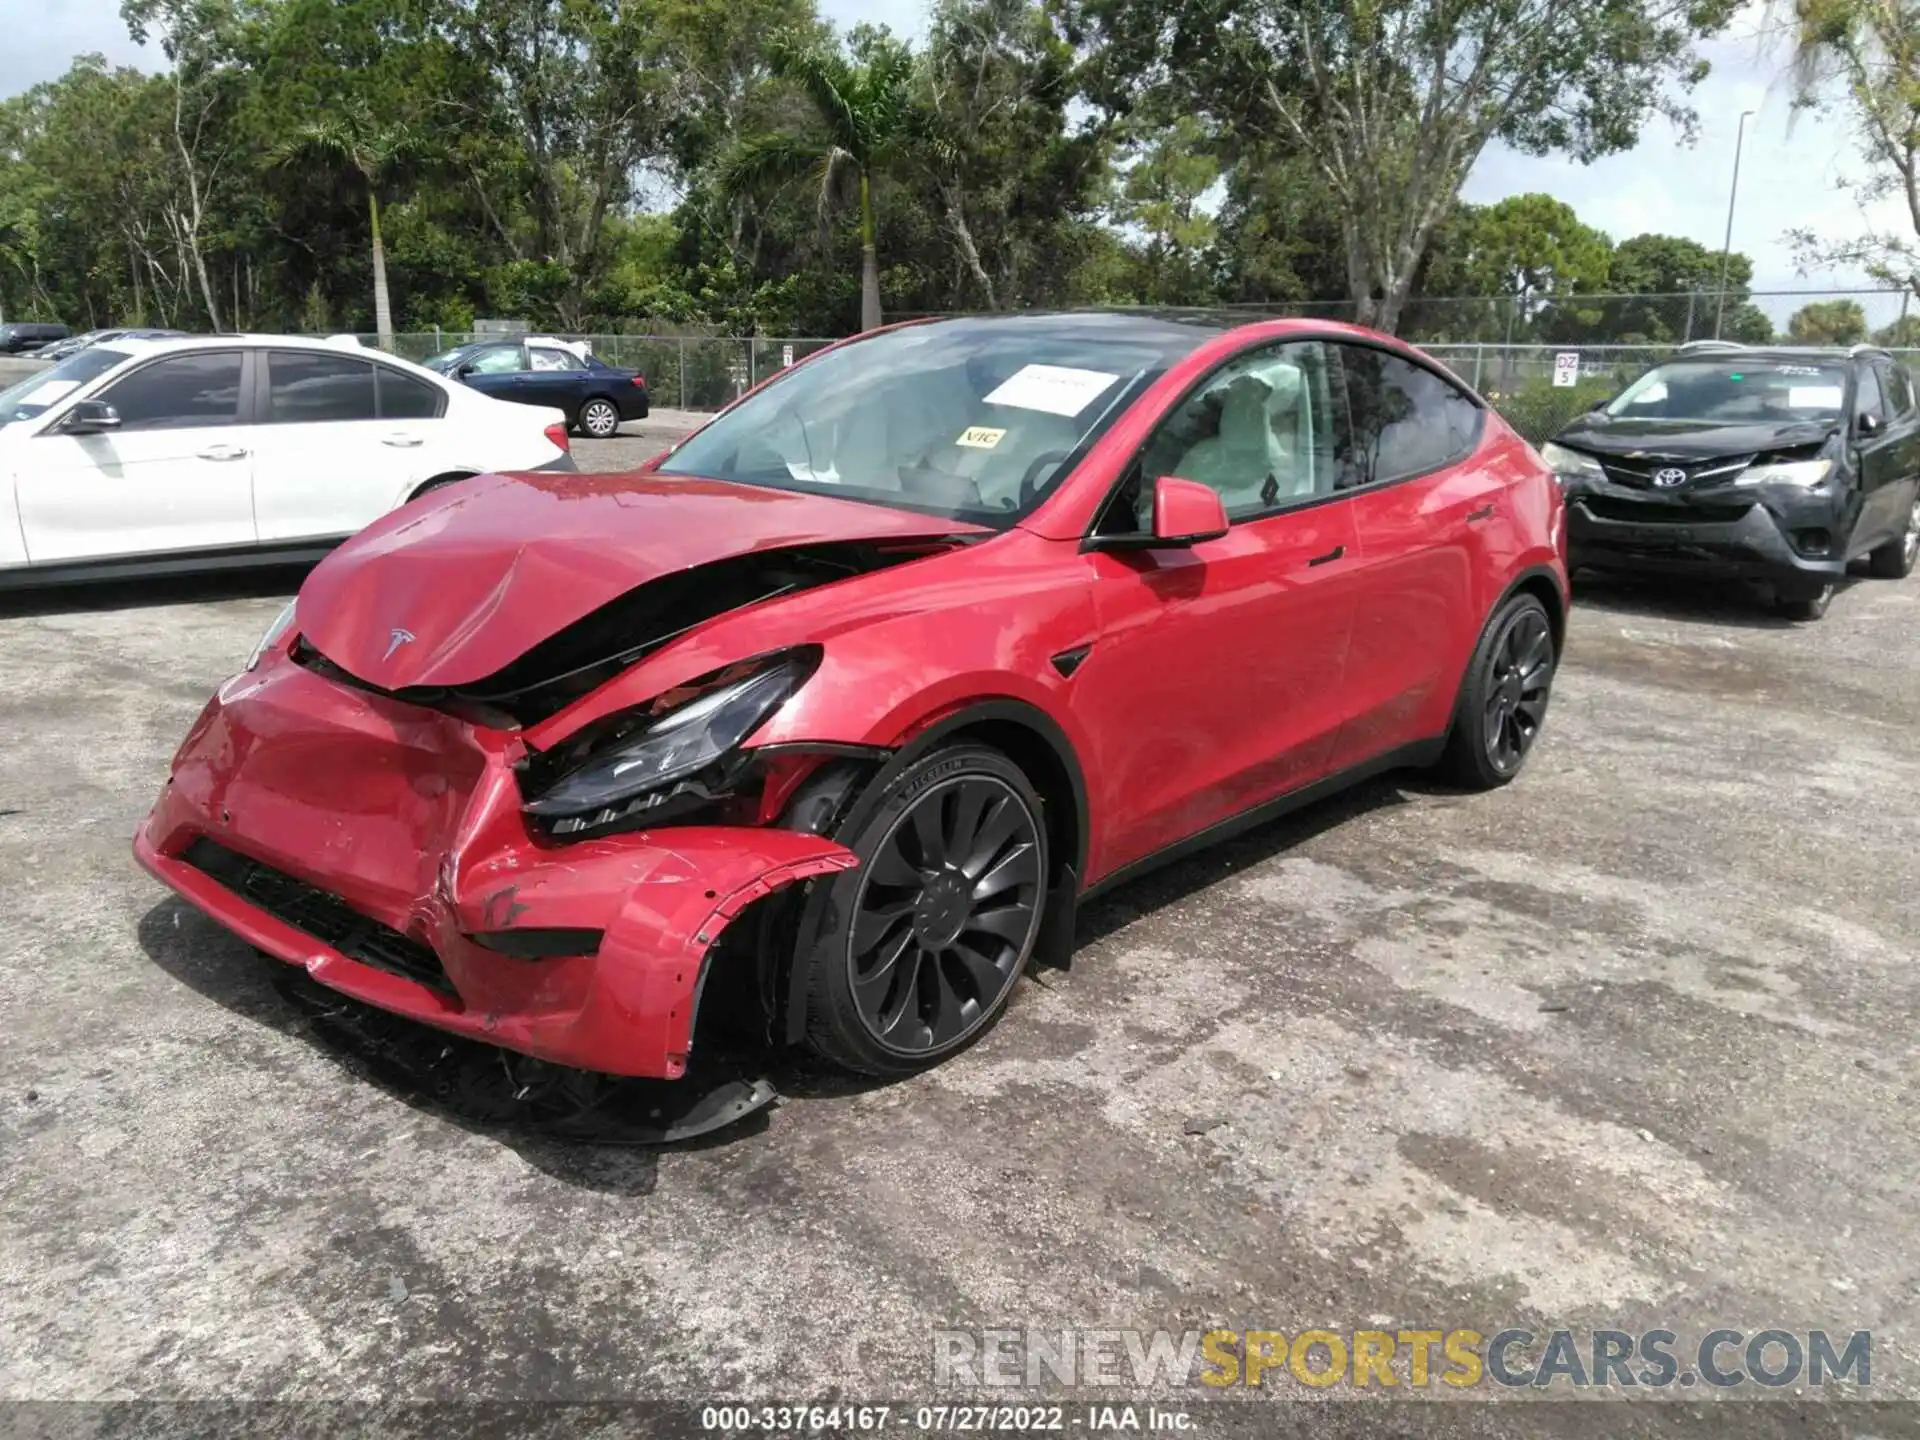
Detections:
[0, 334, 574, 587]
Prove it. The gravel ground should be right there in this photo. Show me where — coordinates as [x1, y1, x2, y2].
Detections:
[1, 433, 1917, 1435]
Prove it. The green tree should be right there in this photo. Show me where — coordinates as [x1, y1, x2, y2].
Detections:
[121, 0, 245, 329]
[446, 0, 682, 327]
[1424, 194, 1612, 341]
[1595, 232, 1767, 342]
[1109, 114, 1221, 303]
[1873, 311, 1920, 346]
[1068, 0, 1739, 331]
[914, 0, 1108, 311]
[720, 29, 920, 331]
[275, 103, 423, 345]
[1787, 297, 1869, 343]
[1781, 0, 1920, 294]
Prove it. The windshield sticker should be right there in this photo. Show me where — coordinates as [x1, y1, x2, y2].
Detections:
[1788, 386, 1844, 409]
[983, 364, 1120, 417]
[956, 426, 1006, 449]
[21, 380, 78, 407]
[1777, 365, 1822, 376]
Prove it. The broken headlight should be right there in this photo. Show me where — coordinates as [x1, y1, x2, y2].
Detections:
[1538, 442, 1604, 488]
[522, 647, 819, 834]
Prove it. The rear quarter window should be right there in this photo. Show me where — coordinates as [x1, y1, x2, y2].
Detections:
[1337, 346, 1484, 488]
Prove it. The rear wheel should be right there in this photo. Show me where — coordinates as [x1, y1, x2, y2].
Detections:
[577, 397, 621, 438]
[1868, 496, 1920, 580]
[1437, 593, 1557, 790]
[794, 743, 1047, 1077]
[1776, 581, 1834, 622]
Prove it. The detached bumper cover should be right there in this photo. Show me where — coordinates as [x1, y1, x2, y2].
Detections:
[134, 658, 855, 1078]
[1566, 485, 1846, 583]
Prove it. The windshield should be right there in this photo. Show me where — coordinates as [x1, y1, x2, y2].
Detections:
[0, 347, 129, 426]
[1605, 359, 1848, 424]
[656, 317, 1204, 524]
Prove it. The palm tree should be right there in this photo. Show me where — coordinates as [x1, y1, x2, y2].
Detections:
[276, 102, 420, 348]
[720, 33, 919, 332]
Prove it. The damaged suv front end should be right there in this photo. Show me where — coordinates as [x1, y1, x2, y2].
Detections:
[1544, 346, 1911, 619]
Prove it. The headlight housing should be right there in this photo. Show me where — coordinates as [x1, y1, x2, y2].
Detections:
[1539, 442, 1605, 486]
[1733, 458, 1832, 488]
[246, 601, 297, 671]
[523, 647, 819, 835]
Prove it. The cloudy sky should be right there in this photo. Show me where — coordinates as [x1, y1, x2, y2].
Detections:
[9, 0, 1902, 324]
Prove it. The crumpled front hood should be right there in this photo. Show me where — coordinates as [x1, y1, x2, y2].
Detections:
[1554, 414, 1836, 461]
[295, 469, 988, 690]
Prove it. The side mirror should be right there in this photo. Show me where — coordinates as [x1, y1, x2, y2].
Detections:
[1151, 475, 1230, 546]
[455, 362, 477, 378]
[62, 399, 121, 435]
[1857, 411, 1884, 437]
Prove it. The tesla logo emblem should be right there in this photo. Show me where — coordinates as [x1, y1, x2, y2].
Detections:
[383, 628, 415, 660]
[1652, 467, 1688, 488]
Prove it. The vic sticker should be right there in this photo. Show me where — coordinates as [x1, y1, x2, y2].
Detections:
[957, 426, 1006, 449]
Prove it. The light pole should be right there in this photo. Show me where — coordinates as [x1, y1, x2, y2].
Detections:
[1715, 108, 1756, 339]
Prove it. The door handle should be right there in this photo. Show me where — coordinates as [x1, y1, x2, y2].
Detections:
[197, 444, 249, 462]
[382, 434, 425, 448]
[1307, 544, 1345, 567]
[1467, 504, 1495, 522]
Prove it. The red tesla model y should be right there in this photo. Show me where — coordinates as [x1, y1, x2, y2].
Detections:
[136, 313, 1567, 1084]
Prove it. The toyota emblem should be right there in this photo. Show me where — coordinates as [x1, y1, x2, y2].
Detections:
[1651, 467, 1688, 488]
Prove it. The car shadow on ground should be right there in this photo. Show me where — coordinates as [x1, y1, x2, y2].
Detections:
[134, 770, 1425, 1177]
[1569, 567, 1866, 631]
[0, 566, 312, 618]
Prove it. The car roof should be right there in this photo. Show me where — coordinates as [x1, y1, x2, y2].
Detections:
[103, 333, 434, 366]
[1668, 343, 1884, 364]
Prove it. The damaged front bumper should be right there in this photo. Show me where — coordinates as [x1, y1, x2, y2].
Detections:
[1564, 481, 1848, 586]
[134, 657, 856, 1079]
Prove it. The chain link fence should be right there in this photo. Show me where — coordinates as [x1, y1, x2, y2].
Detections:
[337, 284, 1920, 443]
[354, 331, 840, 410]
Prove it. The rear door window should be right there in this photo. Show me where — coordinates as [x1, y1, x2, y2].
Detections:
[265, 351, 378, 424]
[97, 352, 246, 431]
[375, 366, 445, 420]
[1335, 346, 1483, 488]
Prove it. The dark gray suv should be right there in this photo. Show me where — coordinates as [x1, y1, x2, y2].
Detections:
[1544, 341, 1920, 620]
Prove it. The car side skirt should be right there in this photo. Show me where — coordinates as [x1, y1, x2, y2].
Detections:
[1079, 736, 1447, 902]
[0, 538, 345, 591]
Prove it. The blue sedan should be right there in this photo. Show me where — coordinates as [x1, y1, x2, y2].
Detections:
[425, 338, 650, 438]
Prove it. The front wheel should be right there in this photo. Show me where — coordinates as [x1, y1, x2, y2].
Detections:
[1437, 592, 1557, 790]
[1868, 497, 1920, 580]
[1776, 581, 1834, 621]
[793, 743, 1048, 1077]
[577, 397, 621, 438]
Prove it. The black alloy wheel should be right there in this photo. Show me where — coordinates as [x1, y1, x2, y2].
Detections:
[847, 773, 1042, 1054]
[1483, 605, 1555, 775]
[1437, 592, 1557, 790]
[791, 743, 1049, 1076]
